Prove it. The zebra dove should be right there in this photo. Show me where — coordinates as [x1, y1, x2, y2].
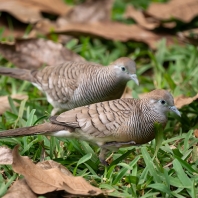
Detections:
[0, 89, 180, 165]
[0, 57, 138, 115]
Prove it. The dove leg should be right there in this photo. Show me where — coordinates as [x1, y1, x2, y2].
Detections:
[99, 141, 141, 165]
[99, 148, 109, 166]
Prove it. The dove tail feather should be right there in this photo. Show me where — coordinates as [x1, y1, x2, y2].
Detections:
[0, 67, 36, 82]
[0, 123, 67, 138]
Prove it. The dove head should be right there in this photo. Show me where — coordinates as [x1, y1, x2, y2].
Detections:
[111, 57, 139, 85]
[141, 89, 181, 117]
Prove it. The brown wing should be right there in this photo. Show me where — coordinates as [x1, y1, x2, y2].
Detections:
[51, 99, 136, 138]
[33, 63, 79, 102]
[34, 62, 103, 103]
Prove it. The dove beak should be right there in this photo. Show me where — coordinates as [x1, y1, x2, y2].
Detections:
[130, 74, 139, 85]
[169, 106, 181, 117]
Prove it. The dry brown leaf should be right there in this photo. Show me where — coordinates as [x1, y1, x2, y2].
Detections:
[124, 5, 176, 29]
[194, 129, 198, 138]
[174, 94, 198, 109]
[0, 0, 71, 23]
[122, 88, 148, 100]
[147, 0, 198, 23]
[121, 87, 132, 99]
[11, 145, 103, 196]
[0, 14, 27, 38]
[33, 21, 180, 49]
[56, 22, 181, 49]
[178, 28, 198, 45]
[63, 0, 114, 23]
[55, 0, 114, 44]
[0, 38, 85, 69]
[1, 0, 113, 40]
[36, 160, 73, 176]
[180, 28, 198, 37]
[124, 5, 159, 29]
[3, 179, 37, 198]
[0, 94, 28, 115]
[0, 146, 13, 165]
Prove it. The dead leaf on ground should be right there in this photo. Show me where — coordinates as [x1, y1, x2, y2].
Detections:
[178, 28, 198, 45]
[1, 0, 114, 41]
[121, 87, 132, 99]
[124, 5, 159, 29]
[125, 0, 198, 29]
[53, 0, 114, 44]
[3, 179, 37, 198]
[174, 94, 198, 109]
[0, 38, 85, 69]
[0, 13, 28, 38]
[0, 94, 28, 115]
[9, 145, 104, 196]
[33, 21, 181, 49]
[180, 28, 198, 37]
[0, 0, 71, 23]
[0, 0, 186, 48]
[147, 0, 198, 23]
[62, 0, 114, 23]
[122, 88, 150, 100]
[0, 146, 13, 164]
[36, 160, 73, 176]
[124, 5, 176, 29]
[194, 129, 198, 138]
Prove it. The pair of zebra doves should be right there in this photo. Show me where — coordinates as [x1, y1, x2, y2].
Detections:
[0, 57, 180, 165]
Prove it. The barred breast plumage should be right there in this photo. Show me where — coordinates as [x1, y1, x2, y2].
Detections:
[0, 89, 181, 165]
[0, 57, 138, 115]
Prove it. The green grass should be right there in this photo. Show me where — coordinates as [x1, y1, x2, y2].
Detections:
[0, 0, 198, 197]
[0, 37, 198, 197]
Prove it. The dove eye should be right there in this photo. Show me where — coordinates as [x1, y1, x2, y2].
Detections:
[160, 100, 166, 105]
[121, 67, 126, 71]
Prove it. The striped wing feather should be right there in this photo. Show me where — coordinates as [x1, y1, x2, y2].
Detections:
[54, 99, 137, 139]
[34, 64, 80, 102]
[34, 62, 103, 104]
